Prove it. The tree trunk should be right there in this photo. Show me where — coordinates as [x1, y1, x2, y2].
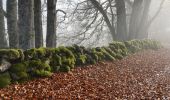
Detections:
[0, 0, 8, 48]
[128, 0, 143, 40]
[34, 0, 43, 48]
[18, 0, 35, 50]
[137, 0, 151, 39]
[46, 0, 57, 48]
[7, 0, 18, 48]
[116, 0, 127, 41]
[89, 0, 116, 40]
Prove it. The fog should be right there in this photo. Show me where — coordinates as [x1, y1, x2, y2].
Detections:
[149, 0, 170, 44]
[2, 0, 170, 46]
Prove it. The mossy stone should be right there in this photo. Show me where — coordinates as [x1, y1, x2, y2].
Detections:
[9, 62, 29, 80]
[0, 49, 20, 60]
[59, 65, 70, 72]
[0, 72, 11, 88]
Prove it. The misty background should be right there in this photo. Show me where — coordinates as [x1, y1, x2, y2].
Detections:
[2, 0, 170, 47]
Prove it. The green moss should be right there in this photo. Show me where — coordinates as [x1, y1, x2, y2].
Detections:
[24, 48, 47, 60]
[36, 48, 46, 58]
[0, 72, 11, 88]
[51, 55, 62, 66]
[33, 70, 52, 77]
[115, 54, 124, 60]
[85, 54, 96, 64]
[0, 49, 21, 60]
[17, 49, 25, 61]
[28, 60, 51, 76]
[24, 48, 36, 60]
[59, 65, 70, 72]
[9, 62, 29, 80]
[76, 54, 87, 65]
[57, 46, 75, 58]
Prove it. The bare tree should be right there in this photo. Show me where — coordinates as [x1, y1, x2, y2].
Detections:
[115, 0, 127, 41]
[128, 0, 143, 40]
[34, 0, 43, 48]
[7, 0, 19, 48]
[18, 0, 35, 50]
[0, 0, 8, 48]
[46, 0, 57, 48]
[89, 0, 116, 40]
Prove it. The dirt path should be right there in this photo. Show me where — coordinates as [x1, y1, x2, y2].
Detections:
[0, 49, 170, 99]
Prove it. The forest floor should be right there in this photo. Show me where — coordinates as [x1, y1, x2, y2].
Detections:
[0, 49, 170, 99]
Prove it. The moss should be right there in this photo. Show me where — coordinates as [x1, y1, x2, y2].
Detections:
[9, 62, 29, 80]
[76, 54, 87, 65]
[33, 70, 52, 77]
[115, 53, 124, 60]
[51, 66, 60, 72]
[36, 48, 46, 58]
[62, 57, 75, 69]
[28, 60, 51, 76]
[24, 48, 47, 60]
[57, 46, 75, 58]
[0, 72, 11, 88]
[85, 54, 96, 64]
[50, 54, 62, 66]
[17, 49, 25, 61]
[0, 49, 21, 60]
[59, 65, 70, 72]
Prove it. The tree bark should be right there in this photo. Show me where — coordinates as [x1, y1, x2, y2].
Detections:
[46, 0, 57, 48]
[89, 0, 116, 40]
[18, 0, 35, 50]
[34, 0, 43, 48]
[0, 0, 8, 48]
[128, 0, 143, 40]
[137, 0, 151, 39]
[7, 0, 19, 48]
[116, 0, 127, 41]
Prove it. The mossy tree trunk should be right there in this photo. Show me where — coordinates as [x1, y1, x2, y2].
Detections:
[18, 0, 35, 50]
[34, 0, 43, 48]
[46, 0, 57, 48]
[7, 0, 19, 48]
[0, 0, 8, 48]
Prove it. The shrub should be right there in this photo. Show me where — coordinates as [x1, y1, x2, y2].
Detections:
[0, 72, 11, 88]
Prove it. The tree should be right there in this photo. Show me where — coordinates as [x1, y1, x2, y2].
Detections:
[115, 0, 127, 41]
[89, 0, 116, 40]
[0, 0, 8, 48]
[7, 0, 18, 48]
[34, 0, 43, 48]
[128, 0, 144, 40]
[137, 0, 151, 39]
[18, 0, 35, 50]
[46, 0, 57, 48]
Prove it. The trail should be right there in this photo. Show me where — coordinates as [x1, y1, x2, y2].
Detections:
[0, 49, 170, 99]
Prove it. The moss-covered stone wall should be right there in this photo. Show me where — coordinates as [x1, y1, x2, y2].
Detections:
[0, 39, 162, 88]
